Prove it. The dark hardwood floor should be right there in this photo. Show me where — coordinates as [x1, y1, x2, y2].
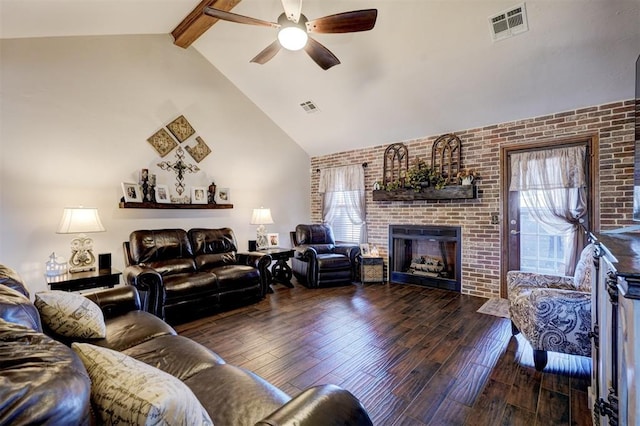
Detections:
[174, 279, 593, 426]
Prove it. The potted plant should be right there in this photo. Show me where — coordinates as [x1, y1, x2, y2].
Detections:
[457, 169, 478, 185]
[407, 158, 446, 190]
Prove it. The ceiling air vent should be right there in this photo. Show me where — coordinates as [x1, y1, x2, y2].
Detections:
[300, 101, 320, 114]
[489, 3, 528, 42]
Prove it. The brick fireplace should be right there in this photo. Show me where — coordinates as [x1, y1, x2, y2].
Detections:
[389, 224, 461, 292]
[310, 100, 635, 298]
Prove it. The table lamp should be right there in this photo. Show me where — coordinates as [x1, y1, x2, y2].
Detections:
[56, 207, 105, 273]
[250, 207, 273, 249]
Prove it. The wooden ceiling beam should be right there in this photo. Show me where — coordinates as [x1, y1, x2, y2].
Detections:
[172, 0, 242, 48]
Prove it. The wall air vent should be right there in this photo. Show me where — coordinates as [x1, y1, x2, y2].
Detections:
[300, 100, 320, 114]
[489, 3, 528, 42]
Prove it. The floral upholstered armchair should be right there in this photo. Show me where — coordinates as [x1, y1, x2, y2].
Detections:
[507, 243, 595, 371]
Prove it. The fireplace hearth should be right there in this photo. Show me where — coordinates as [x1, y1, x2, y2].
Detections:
[389, 224, 461, 292]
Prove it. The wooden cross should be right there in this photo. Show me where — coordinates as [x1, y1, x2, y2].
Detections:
[157, 146, 200, 195]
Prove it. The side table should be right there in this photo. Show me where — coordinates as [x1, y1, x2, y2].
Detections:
[361, 257, 384, 284]
[255, 248, 295, 290]
[46, 268, 122, 292]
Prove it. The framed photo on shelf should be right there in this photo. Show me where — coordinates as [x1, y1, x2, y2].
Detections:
[191, 186, 207, 204]
[359, 243, 371, 257]
[121, 182, 143, 203]
[267, 233, 280, 248]
[155, 184, 170, 204]
[217, 188, 230, 203]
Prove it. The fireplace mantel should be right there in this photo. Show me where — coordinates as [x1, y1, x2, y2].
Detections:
[372, 185, 476, 201]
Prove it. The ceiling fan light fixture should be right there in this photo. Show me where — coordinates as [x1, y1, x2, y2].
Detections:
[278, 26, 308, 51]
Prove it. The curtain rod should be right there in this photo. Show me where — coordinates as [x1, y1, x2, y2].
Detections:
[316, 162, 368, 173]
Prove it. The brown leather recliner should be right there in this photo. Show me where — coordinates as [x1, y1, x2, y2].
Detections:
[123, 228, 271, 323]
[290, 224, 360, 288]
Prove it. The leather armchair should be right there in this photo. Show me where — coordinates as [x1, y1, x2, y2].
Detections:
[290, 224, 360, 288]
[507, 243, 595, 370]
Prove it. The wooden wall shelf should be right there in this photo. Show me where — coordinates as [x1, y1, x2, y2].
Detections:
[119, 202, 233, 209]
[372, 185, 476, 201]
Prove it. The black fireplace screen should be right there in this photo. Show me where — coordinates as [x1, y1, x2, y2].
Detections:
[389, 225, 461, 292]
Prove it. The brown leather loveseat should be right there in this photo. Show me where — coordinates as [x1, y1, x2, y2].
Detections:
[0, 264, 373, 425]
[123, 228, 271, 323]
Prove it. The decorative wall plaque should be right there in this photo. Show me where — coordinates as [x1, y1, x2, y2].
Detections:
[147, 128, 178, 157]
[166, 115, 195, 143]
[185, 136, 211, 163]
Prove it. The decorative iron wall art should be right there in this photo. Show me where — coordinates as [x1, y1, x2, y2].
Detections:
[157, 146, 200, 195]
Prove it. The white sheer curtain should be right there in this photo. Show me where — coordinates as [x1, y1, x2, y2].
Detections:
[319, 165, 367, 243]
[509, 146, 587, 275]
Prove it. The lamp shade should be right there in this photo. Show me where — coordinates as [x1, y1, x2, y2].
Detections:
[56, 207, 105, 234]
[250, 208, 274, 225]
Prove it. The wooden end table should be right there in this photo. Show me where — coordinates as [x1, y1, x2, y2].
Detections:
[256, 248, 295, 290]
[46, 268, 121, 292]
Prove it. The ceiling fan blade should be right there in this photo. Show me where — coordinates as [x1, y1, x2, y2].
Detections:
[304, 37, 340, 70]
[203, 7, 279, 28]
[250, 40, 282, 64]
[306, 9, 378, 33]
[281, 0, 302, 23]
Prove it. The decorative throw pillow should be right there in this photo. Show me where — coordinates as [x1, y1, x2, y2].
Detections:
[34, 291, 106, 338]
[71, 343, 213, 426]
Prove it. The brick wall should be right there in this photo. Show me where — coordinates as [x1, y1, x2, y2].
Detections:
[310, 100, 636, 298]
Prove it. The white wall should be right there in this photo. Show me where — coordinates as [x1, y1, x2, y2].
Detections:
[0, 34, 311, 293]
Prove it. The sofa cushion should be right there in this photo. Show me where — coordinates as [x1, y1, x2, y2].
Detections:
[163, 271, 219, 300]
[34, 291, 106, 339]
[213, 265, 261, 291]
[72, 343, 213, 426]
[129, 229, 194, 264]
[89, 310, 176, 352]
[143, 258, 197, 276]
[317, 254, 353, 270]
[295, 224, 336, 245]
[0, 284, 42, 332]
[195, 252, 238, 271]
[189, 228, 238, 255]
[123, 334, 225, 381]
[184, 363, 290, 426]
[0, 319, 91, 425]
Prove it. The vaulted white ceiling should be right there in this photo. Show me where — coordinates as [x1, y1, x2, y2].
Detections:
[2, 0, 639, 156]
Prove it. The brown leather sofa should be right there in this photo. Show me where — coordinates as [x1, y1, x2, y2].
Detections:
[123, 228, 271, 323]
[0, 264, 373, 426]
[290, 224, 360, 288]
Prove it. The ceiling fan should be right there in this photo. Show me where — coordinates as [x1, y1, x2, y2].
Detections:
[203, 0, 377, 70]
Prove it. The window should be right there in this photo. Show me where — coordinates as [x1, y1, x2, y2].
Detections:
[319, 165, 367, 244]
[519, 202, 566, 275]
[326, 191, 362, 243]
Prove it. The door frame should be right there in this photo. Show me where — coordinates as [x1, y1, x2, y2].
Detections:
[499, 134, 600, 297]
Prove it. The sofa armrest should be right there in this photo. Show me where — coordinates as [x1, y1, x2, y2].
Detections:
[237, 252, 273, 296]
[295, 246, 319, 284]
[506, 271, 575, 292]
[83, 286, 141, 319]
[255, 384, 372, 426]
[334, 244, 361, 279]
[122, 265, 165, 320]
[237, 252, 270, 269]
[294, 245, 318, 262]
